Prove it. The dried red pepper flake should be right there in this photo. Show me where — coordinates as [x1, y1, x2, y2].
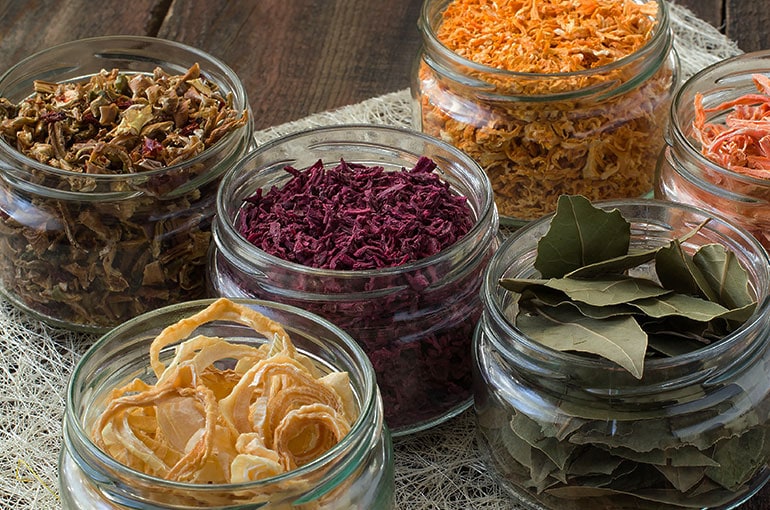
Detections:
[40, 111, 67, 123]
[141, 137, 164, 158]
[179, 120, 200, 136]
[237, 157, 475, 270]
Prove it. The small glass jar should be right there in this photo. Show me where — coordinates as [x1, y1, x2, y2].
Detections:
[412, 0, 679, 226]
[0, 36, 253, 332]
[474, 199, 770, 510]
[59, 298, 394, 509]
[656, 50, 770, 252]
[208, 124, 499, 436]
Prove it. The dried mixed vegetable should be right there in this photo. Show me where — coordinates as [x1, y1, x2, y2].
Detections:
[0, 63, 249, 329]
[417, 0, 674, 220]
[479, 195, 768, 508]
[91, 298, 357, 489]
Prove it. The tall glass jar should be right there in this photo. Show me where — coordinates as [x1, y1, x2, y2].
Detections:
[208, 124, 499, 436]
[0, 36, 253, 332]
[656, 50, 770, 252]
[59, 298, 394, 509]
[474, 199, 770, 510]
[413, 0, 679, 226]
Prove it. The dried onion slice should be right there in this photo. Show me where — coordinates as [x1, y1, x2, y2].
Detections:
[90, 298, 359, 486]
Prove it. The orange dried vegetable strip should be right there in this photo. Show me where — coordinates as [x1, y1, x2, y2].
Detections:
[437, 0, 657, 76]
[694, 74, 770, 178]
[419, 0, 670, 220]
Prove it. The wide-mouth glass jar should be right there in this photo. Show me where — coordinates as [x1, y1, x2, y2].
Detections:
[413, 0, 679, 226]
[59, 298, 393, 509]
[474, 199, 770, 509]
[208, 124, 499, 436]
[0, 36, 253, 332]
[656, 50, 770, 252]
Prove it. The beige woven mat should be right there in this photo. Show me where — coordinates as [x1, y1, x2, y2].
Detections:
[0, 3, 741, 508]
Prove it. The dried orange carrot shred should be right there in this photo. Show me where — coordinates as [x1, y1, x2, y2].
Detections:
[437, 0, 657, 75]
[420, 0, 670, 220]
[694, 74, 770, 178]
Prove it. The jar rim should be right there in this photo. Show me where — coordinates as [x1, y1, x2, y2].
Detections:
[0, 35, 252, 185]
[670, 49, 770, 187]
[65, 297, 380, 491]
[482, 197, 770, 378]
[215, 123, 498, 278]
[418, 0, 672, 83]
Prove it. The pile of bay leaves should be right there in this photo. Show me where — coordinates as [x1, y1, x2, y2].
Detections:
[479, 195, 770, 509]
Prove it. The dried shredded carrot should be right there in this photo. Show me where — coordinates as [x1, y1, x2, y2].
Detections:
[694, 74, 770, 178]
[438, 0, 657, 76]
[418, 0, 673, 220]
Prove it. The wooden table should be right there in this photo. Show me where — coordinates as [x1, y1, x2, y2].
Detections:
[0, 1, 768, 509]
[1, 0, 767, 132]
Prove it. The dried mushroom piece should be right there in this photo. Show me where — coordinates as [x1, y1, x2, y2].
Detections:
[0, 62, 247, 175]
[0, 63, 249, 329]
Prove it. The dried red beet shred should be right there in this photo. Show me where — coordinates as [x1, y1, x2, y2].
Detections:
[237, 157, 475, 270]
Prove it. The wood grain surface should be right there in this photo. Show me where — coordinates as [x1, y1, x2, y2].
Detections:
[0, 1, 768, 508]
[0, 0, 767, 130]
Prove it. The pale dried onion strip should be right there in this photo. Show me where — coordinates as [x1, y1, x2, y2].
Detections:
[90, 298, 358, 486]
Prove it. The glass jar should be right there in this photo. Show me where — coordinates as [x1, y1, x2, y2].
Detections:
[474, 199, 770, 510]
[59, 298, 394, 509]
[0, 36, 253, 332]
[208, 124, 499, 436]
[413, 0, 679, 226]
[656, 50, 770, 252]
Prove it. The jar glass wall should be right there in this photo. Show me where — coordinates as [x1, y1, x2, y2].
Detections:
[474, 199, 770, 509]
[208, 124, 499, 436]
[656, 50, 770, 252]
[0, 36, 253, 332]
[413, 0, 679, 226]
[59, 298, 394, 509]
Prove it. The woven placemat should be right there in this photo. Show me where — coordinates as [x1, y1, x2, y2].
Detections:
[0, 3, 742, 508]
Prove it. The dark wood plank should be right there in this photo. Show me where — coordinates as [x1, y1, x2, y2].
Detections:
[726, 0, 770, 53]
[155, 0, 423, 130]
[0, 0, 167, 73]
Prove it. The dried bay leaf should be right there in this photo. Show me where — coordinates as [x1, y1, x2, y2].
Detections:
[692, 243, 755, 310]
[705, 427, 770, 491]
[544, 276, 670, 307]
[525, 287, 639, 320]
[655, 238, 719, 302]
[566, 447, 625, 478]
[511, 412, 578, 470]
[534, 195, 630, 278]
[516, 304, 647, 379]
[647, 335, 710, 357]
[629, 293, 729, 322]
[545, 484, 740, 508]
[564, 247, 659, 279]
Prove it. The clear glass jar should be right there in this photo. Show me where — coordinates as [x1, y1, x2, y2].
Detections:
[474, 199, 770, 510]
[59, 298, 394, 509]
[208, 124, 499, 436]
[413, 0, 679, 226]
[656, 50, 770, 252]
[0, 36, 253, 332]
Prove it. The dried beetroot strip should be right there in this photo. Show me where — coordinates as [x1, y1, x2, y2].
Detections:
[237, 157, 475, 270]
